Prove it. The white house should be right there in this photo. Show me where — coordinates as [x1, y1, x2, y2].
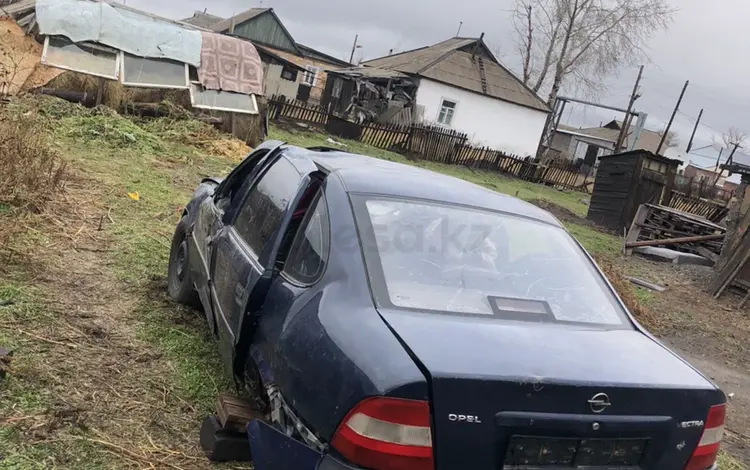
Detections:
[362, 37, 550, 157]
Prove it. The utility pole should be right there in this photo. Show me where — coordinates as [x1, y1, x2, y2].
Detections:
[615, 65, 644, 151]
[686, 108, 703, 154]
[456, 21, 463, 37]
[656, 80, 689, 155]
[727, 142, 741, 167]
[349, 34, 359, 64]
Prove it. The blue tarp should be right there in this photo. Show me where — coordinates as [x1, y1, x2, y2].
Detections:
[36, 0, 202, 66]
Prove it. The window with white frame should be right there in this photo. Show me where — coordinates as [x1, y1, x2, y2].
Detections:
[189, 83, 259, 114]
[42, 36, 120, 80]
[437, 99, 457, 126]
[302, 65, 320, 86]
[121, 53, 188, 89]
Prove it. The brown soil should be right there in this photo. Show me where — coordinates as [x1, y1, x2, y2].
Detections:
[528, 198, 601, 229]
[620, 256, 750, 463]
[0, 170, 223, 468]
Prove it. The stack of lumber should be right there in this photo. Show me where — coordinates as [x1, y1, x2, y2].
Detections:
[625, 204, 726, 259]
[711, 228, 750, 307]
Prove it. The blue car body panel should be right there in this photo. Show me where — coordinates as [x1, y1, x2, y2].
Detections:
[176, 144, 725, 470]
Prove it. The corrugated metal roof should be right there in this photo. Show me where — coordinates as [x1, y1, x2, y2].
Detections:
[363, 37, 549, 112]
[210, 8, 267, 33]
[181, 10, 224, 29]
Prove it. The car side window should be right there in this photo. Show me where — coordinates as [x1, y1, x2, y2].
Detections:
[216, 149, 269, 210]
[284, 193, 330, 285]
[234, 156, 301, 256]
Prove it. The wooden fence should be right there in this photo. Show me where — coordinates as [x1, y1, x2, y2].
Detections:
[269, 96, 595, 193]
[674, 175, 733, 202]
[360, 122, 410, 149]
[668, 192, 730, 223]
[269, 95, 328, 124]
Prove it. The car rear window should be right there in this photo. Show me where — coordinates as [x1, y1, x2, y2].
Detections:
[355, 197, 631, 327]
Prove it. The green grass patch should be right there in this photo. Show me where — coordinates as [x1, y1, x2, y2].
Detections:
[0, 427, 112, 470]
[52, 113, 234, 411]
[633, 287, 656, 306]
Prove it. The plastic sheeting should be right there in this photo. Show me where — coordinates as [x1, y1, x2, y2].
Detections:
[36, 0, 201, 66]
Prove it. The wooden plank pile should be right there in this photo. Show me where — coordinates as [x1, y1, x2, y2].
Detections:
[625, 203, 726, 258]
[668, 192, 729, 223]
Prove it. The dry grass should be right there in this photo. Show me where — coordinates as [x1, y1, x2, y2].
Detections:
[0, 112, 66, 213]
[0, 95, 248, 468]
[599, 261, 661, 330]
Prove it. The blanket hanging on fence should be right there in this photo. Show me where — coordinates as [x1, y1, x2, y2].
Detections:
[198, 32, 263, 95]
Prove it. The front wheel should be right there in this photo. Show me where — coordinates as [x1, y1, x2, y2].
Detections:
[168, 220, 200, 307]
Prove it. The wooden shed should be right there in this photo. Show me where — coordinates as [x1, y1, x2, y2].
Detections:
[587, 150, 682, 232]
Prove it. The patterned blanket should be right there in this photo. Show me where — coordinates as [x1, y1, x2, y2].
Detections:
[198, 32, 263, 95]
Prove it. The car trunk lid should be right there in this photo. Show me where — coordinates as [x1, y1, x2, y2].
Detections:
[378, 308, 723, 470]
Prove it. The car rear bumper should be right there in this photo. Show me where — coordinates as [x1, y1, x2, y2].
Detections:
[247, 419, 360, 470]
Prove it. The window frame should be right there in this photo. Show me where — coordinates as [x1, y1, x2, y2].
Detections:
[436, 98, 458, 126]
[120, 52, 190, 89]
[189, 82, 259, 115]
[232, 155, 302, 258]
[281, 190, 331, 286]
[41, 35, 121, 80]
[302, 65, 321, 87]
[280, 65, 298, 82]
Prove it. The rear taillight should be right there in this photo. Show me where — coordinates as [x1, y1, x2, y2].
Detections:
[331, 397, 434, 470]
[685, 404, 726, 470]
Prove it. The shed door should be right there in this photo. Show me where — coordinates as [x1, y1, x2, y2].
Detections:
[628, 169, 666, 225]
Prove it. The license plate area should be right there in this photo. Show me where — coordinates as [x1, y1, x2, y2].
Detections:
[503, 435, 648, 469]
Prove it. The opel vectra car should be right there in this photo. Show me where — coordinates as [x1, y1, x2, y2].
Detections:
[168, 140, 726, 470]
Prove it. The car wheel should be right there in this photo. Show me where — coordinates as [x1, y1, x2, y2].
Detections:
[168, 219, 200, 307]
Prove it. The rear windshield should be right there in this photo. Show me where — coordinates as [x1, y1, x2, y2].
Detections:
[355, 197, 630, 327]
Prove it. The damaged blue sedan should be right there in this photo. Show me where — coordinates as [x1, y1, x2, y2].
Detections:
[168, 141, 726, 470]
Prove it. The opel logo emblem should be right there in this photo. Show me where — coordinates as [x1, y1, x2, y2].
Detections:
[588, 393, 611, 413]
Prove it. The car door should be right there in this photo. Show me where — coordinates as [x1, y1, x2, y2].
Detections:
[189, 141, 284, 329]
[251, 187, 331, 390]
[209, 151, 317, 373]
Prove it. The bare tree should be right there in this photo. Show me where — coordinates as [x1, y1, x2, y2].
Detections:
[722, 127, 748, 150]
[512, 0, 675, 105]
[657, 128, 679, 148]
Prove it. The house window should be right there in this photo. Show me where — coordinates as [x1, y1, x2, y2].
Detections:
[331, 77, 343, 98]
[302, 65, 320, 86]
[437, 99, 457, 126]
[189, 83, 259, 114]
[42, 36, 120, 80]
[280, 66, 297, 81]
[121, 53, 188, 89]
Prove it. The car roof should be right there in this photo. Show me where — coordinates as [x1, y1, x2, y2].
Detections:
[294, 146, 561, 227]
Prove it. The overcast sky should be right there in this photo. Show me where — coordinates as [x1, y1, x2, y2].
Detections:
[130, 0, 749, 169]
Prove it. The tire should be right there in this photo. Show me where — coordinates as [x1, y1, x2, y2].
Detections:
[168, 219, 200, 307]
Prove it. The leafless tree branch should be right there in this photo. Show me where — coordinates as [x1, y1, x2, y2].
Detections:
[512, 0, 676, 104]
